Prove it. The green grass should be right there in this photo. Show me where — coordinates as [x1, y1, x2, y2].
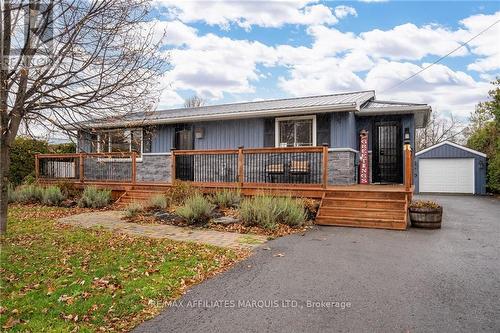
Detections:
[237, 235, 265, 245]
[0, 206, 242, 332]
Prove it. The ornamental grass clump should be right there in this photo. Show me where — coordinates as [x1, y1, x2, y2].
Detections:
[239, 195, 307, 229]
[42, 186, 65, 206]
[239, 196, 277, 229]
[15, 184, 45, 203]
[176, 194, 215, 225]
[125, 202, 143, 218]
[78, 186, 112, 208]
[274, 196, 307, 227]
[210, 189, 242, 208]
[167, 181, 199, 205]
[7, 184, 18, 203]
[148, 194, 169, 210]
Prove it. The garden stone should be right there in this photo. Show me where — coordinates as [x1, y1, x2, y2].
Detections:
[212, 216, 240, 225]
[61, 199, 77, 208]
[154, 212, 184, 223]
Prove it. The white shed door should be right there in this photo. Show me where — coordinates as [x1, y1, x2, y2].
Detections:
[419, 158, 474, 193]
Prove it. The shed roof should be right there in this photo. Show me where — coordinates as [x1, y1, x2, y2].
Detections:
[416, 141, 487, 158]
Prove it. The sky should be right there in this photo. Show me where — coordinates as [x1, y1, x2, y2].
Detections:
[150, 1, 500, 120]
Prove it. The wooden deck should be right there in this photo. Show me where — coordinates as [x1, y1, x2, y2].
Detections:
[36, 146, 414, 230]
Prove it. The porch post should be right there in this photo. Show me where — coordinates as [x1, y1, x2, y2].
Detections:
[404, 144, 412, 192]
[171, 149, 176, 183]
[238, 146, 244, 187]
[322, 144, 328, 189]
[79, 153, 84, 183]
[35, 154, 40, 180]
[131, 152, 137, 185]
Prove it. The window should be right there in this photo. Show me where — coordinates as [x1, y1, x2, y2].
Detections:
[94, 128, 144, 156]
[275, 116, 316, 147]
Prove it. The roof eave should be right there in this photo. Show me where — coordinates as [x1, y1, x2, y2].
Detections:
[75, 103, 359, 129]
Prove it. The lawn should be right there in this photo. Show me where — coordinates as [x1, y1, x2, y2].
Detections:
[0, 205, 245, 332]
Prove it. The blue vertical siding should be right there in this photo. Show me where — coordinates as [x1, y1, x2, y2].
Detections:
[415, 143, 487, 194]
[330, 112, 357, 149]
[194, 118, 264, 149]
[151, 125, 175, 153]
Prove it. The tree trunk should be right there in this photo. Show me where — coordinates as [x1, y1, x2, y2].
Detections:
[0, 139, 10, 234]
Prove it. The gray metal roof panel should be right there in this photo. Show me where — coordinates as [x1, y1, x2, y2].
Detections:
[122, 90, 375, 122]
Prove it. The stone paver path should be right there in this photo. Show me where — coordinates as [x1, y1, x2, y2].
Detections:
[58, 211, 267, 249]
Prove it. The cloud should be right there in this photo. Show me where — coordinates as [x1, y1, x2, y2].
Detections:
[460, 12, 500, 72]
[163, 22, 278, 99]
[155, 0, 339, 30]
[334, 5, 357, 19]
[154, 9, 497, 118]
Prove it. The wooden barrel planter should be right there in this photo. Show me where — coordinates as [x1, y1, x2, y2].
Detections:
[409, 206, 443, 229]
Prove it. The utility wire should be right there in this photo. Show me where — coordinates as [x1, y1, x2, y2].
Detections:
[383, 19, 500, 93]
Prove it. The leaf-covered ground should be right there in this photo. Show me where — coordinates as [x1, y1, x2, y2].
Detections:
[0, 205, 247, 332]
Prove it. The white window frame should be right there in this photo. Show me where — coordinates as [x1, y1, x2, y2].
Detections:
[275, 115, 317, 147]
[96, 128, 144, 162]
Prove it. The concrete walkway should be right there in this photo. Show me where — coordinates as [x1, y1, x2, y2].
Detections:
[58, 211, 267, 249]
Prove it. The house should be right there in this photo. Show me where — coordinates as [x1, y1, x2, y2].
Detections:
[37, 90, 432, 230]
[415, 141, 487, 195]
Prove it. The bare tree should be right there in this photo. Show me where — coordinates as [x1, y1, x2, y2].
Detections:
[0, 0, 169, 233]
[416, 111, 465, 151]
[184, 95, 205, 108]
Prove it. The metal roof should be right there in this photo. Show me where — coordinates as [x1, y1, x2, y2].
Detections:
[76, 90, 432, 129]
[362, 100, 427, 109]
[118, 90, 375, 122]
[360, 99, 432, 128]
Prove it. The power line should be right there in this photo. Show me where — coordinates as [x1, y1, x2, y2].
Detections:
[383, 19, 500, 93]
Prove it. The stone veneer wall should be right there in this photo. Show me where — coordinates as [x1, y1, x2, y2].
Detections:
[328, 150, 357, 185]
[137, 154, 171, 183]
[83, 158, 132, 181]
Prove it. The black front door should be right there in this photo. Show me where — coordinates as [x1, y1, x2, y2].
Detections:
[175, 124, 194, 181]
[373, 121, 403, 184]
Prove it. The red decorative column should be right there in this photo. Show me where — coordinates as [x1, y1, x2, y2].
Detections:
[359, 130, 369, 184]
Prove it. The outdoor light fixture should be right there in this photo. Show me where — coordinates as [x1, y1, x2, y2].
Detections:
[404, 128, 410, 145]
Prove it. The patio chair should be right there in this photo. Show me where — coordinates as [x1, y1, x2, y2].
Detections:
[266, 162, 285, 183]
[289, 160, 311, 183]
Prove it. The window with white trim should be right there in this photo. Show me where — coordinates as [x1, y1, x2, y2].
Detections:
[275, 116, 316, 147]
[95, 128, 144, 156]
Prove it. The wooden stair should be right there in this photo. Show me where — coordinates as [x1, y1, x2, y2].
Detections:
[315, 188, 409, 230]
[115, 188, 167, 206]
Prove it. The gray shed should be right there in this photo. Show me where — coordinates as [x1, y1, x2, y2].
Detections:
[415, 141, 487, 194]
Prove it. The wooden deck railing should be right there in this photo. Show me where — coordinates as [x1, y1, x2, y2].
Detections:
[172, 146, 329, 188]
[36, 152, 137, 184]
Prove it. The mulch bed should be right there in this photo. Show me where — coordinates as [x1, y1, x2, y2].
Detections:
[123, 207, 314, 238]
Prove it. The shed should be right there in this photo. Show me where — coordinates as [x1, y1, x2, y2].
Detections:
[415, 141, 487, 194]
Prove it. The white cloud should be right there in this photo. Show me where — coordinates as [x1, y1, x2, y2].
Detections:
[460, 12, 500, 72]
[155, 0, 339, 30]
[334, 5, 357, 19]
[153, 9, 497, 118]
[162, 22, 278, 99]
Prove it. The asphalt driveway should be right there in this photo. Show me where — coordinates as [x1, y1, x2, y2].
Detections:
[134, 195, 500, 333]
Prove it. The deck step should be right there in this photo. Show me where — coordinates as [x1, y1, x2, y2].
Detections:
[321, 198, 406, 209]
[315, 188, 409, 230]
[325, 190, 407, 200]
[315, 216, 407, 230]
[318, 207, 406, 219]
[115, 189, 168, 206]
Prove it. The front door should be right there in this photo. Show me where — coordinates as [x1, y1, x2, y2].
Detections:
[373, 121, 403, 184]
[175, 125, 194, 181]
